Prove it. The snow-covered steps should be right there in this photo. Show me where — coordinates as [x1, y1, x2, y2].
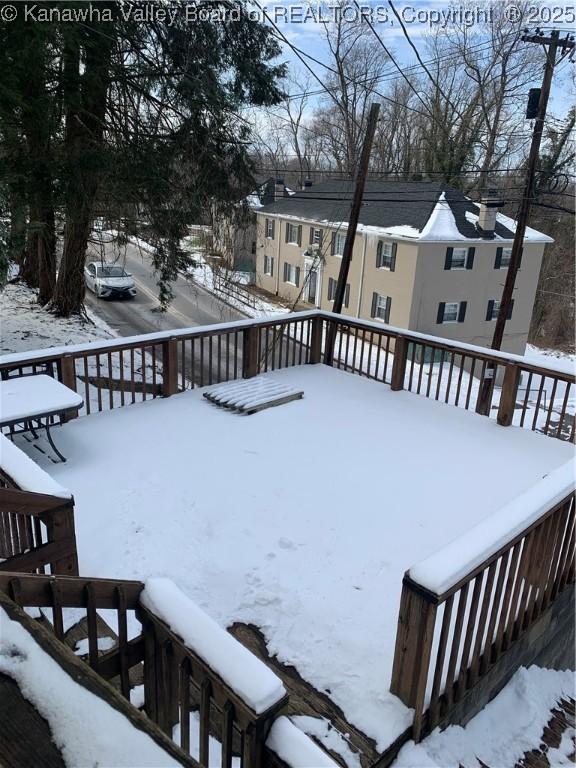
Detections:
[203, 377, 303, 415]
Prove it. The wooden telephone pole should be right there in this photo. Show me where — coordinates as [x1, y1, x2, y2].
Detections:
[492, 29, 573, 351]
[476, 29, 574, 415]
[325, 102, 380, 366]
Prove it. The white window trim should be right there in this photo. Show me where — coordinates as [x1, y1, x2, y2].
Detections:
[375, 294, 390, 322]
[333, 233, 346, 257]
[286, 223, 300, 245]
[450, 247, 468, 270]
[285, 263, 298, 285]
[442, 302, 460, 323]
[377, 242, 394, 270]
[499, 248, 512, 269]
[265, 219, 274, 239]
[489, 300, 501, 320]
[264, 255, 274, 276]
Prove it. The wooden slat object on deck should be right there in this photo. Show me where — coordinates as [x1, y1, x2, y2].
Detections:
[203, 377, 303, 415]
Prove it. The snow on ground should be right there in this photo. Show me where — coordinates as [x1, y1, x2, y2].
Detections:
[0, 281, 115, 356]
[394, 666, 575, 768]
[0, 606, 180, 767]
[13, 365, 573, 752]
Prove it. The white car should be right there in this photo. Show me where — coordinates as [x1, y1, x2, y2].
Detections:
[84, 262, 137, 299]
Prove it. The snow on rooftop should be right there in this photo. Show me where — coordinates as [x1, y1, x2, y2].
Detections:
[13, 365, 573, 752]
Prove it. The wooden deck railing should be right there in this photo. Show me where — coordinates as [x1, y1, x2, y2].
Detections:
[0, 572, 287, 768]
[0, 311, 573, 441]
[0, 472, 78, 577]
[390, 484, 575, 741]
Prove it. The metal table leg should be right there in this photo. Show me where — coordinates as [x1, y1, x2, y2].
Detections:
[44, 422, 67, 462]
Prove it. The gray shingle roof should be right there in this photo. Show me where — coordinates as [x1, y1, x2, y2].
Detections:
[257, 180, 519, 241]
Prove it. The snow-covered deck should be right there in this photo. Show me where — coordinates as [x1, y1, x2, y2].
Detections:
[13, 365, 573, 752]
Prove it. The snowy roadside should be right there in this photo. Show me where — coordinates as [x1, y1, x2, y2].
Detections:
[0, 281, 116, 356]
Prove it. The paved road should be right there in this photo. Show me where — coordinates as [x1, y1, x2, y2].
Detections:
[84, 244, 246, 338]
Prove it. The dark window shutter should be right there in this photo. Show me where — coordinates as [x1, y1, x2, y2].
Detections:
[486, 299, 494, 321]
[270, 257, 274, 277]
[517, 248, 523, 269]
[458, 301, 467, 323]
[466, 247, 475, 270]
[437, 302, 445, 324]
[376, 241, 382, 268]
[507, 299, 514, 319]
[344, 284, 350, 308]
[318, 230, 323, 246]
[295, 266, 301, 287]
[371, 292, 378, 318]
[390, 243, 397, 272]
[385, 296, 391, 323]
[285, 224, 289, 243]
[309, 227, 314, 245]
[271, 220, 275, 239]
[297, 226, 302, 246]
[283, 262, 288, 281]
[444, 247, 453, 270]
[330, 233, 336, 256]
[495, 247, 503, 269]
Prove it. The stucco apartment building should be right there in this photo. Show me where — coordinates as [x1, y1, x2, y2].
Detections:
[254, 180, 552, 355]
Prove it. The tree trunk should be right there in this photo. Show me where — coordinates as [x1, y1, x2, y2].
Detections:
[52, 23, 113, 317]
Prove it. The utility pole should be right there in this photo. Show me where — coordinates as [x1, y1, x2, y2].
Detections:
[476, 29, 573, 414]
[492, 29, 573, 351]
[325, 102, 380, 366]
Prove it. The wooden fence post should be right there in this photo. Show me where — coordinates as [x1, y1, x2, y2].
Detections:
[162, 338, 179, 397]
[497, 363, 521, 427]
[308, 316, 323, 364]
[60, 355, 79, 422]
[243, 326, 260, 379]
[44, 500, 79, 576]
[390, 336, 408, 391]
[390, 577, 437, 741]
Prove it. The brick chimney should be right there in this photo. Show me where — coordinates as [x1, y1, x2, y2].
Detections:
[274, 178, 286, 200]
[477, 190, 504, 234]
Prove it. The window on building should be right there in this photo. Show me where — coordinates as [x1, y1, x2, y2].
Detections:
[370, 293, 391, 323]
[444, 247, 475, 270]
[310, 227, 323, 246]
[376, 241, 397, 271]
[327, 277, 350, 308]
[286, 223, 302, 245]
[331, 232, 347, 256]
[486, 299, 513, 320]
[284, 262, 300, 286]
[495, 247, 521, 269]
[264, 255, 274, 276]
[437, 301, 467, 324]
[265, 218, 275, 239]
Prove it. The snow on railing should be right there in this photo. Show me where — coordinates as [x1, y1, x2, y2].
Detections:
[266, 717, 340, 768]
[390, 459, 575, 742]
[141, 577, 286, 715]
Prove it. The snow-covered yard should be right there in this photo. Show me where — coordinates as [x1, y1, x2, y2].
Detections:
[11, 364, 573, 752]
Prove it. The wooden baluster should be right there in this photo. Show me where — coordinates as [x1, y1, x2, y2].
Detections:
[443, 583, 469, 712]
[309, 317, 323, 364]
[199, 678, 212, 767]
[455, 573, 483, 702]
[50, 580, 64, 641]
[180, 658, 191, 754]
[481, 552, 510, 675]
[428, 595, 454, 729]
[221, 700, 235, 768]
[116, 586, 130, 699]
[468, 562, 497, 687]
[85, 583, 99, 672]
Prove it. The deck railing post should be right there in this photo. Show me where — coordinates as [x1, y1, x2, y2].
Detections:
[390, 336, 408, 391]
[309, 316, 323, 364]
[390, 577, 437, 741]
[243, 326, 260, 379]
[44, 500, 79, 576]
[60, 355, 79, 422]
[497, 363, 521, 427]
[162, 338, 179, 397]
